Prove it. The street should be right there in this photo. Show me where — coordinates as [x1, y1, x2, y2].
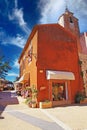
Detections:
[0, 91, 66, 130]
[1, 91, 87, 130]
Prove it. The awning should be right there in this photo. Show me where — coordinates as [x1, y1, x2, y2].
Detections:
[15, 72, 30, 83]
[15, 76, 24, 83]
[18, 76, 24, 83]
[46, 70, 75, 80]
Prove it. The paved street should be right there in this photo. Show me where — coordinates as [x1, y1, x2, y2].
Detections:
[0, 91, 66, 130]
[0, 91, 87, 130]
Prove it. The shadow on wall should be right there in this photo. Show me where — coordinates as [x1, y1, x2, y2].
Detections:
[0, 91, 19, 119]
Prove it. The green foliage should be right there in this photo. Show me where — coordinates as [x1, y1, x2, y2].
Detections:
[31, 85, 38, 93]
[75, 91, 85, 103]
[0, 56, 11, 78]
[25, 97, 32, 104]
[25, 86, 31, 91]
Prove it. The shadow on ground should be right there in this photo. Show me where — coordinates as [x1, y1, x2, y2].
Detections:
[0, 91, 19, 119]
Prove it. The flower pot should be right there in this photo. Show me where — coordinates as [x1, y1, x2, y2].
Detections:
[32, 102, 37, 108]
[28, 103, 32, 108]
[39, 101, 52, 109]
[80, 98, 87, 104]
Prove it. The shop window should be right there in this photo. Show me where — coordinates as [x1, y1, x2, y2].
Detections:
[52, 82, 66, 101]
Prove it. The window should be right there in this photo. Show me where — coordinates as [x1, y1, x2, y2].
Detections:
[28, 47, 33, 63]
[69, 17, 73, 23]
[69, 17, 74, 29]
[52, 82, 66, 101]
[28, 42, 33, 63]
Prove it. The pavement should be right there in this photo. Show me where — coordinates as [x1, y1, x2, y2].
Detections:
[0, 91, 87, 130]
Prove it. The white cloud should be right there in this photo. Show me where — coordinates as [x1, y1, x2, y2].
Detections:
[38, 0, 87, 24]
[0, 0, 30, 48]
[0, 29, 26, 48]
[38, 0, 87, 32]
[7, 72, 19, 77]
[8, 0, 30, 35]
[9, 8, 26, 26]
[38, 0, 65, 24]
[9, 34, 26, 48]
[70, 0, 87, 17]
[13, 59, 19, 69]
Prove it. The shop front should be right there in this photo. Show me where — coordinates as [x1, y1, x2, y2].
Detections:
[46, 70, 75, 106]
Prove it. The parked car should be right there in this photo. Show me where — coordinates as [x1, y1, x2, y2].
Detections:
[4, 82, 14, 90]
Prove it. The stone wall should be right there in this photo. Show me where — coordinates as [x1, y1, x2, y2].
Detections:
[79, 53, 87, 96]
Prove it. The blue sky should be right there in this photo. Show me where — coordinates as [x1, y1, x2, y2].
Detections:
[0, 0, 87, 82]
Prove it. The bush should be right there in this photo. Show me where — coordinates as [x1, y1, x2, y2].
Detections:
[75, 91, 85, 103]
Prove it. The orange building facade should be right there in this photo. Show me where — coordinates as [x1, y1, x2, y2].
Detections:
[18, 10, 83, 107]
[19, 9, 83, 106]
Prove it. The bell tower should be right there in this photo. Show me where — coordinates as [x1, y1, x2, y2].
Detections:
[58, 7, 82, 52]
[58, 8, 80, 37]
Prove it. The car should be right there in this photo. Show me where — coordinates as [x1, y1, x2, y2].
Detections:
[4, 82, 14, 91]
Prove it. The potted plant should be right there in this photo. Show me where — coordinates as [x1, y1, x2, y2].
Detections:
[31, 85, 38, 107]
[25, 85, 38, 108]
[31, 101, 37, 108]
[75, 91, 85, 103]
[31, 85, 38, 97]
[25, 97, 32, 107]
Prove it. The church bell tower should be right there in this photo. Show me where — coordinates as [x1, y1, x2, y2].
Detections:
[58, 7, 81, 52]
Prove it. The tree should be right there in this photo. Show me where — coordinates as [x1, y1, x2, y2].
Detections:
[0, 56, 11, 79]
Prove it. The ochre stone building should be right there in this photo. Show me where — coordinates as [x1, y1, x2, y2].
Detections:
[18, 9, 85, 107]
